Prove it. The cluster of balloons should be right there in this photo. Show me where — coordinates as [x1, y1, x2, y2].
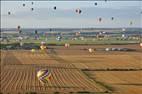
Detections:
[7, 1, 137, 26]
[37, 69, 51, 84]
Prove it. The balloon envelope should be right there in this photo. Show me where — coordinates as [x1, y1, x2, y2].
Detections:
[37, 69, 51, 84]
[94, 2, 97, 5]
[140, 43, 142, 48]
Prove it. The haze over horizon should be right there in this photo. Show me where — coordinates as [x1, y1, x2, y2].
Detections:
[1, 1, 142, 28]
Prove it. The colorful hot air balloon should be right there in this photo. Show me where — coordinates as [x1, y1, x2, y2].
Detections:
[37, 69, 51, 84]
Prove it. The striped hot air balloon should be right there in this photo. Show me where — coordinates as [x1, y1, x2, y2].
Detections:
[37, 69, 51, 84]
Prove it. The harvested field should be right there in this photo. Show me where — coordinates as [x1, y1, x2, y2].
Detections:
[0, 44, 142, 94]
[85, 71, 142, 94]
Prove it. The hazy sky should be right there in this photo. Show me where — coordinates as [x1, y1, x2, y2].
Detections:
[1, 1, 142, 28]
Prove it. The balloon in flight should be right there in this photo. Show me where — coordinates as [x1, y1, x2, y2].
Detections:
[76, 9, 82, 14]
[94, 2, 97, 6]
[140, 43, 142, 48]
[54, 6, 56, 10]
[23, 4, 25, 7]
[8, 12, 11, 15]
[31, 8, 34, 11]
[99, 17, 102, 22]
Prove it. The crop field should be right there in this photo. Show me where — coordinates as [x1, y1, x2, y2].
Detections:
[85, 71, 142, 94]
[0, 44, 142, 94]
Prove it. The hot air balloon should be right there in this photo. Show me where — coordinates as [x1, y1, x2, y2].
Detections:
[65, 43, 70, 48]
[40, 41, 46, 50]
[94, 2, 97, 6]
[75, 32, 80, 36]
[8, 12, 11, 15]
[31, 8, 34, 11]
[17, 25, 21, 31]
[79, 10, 82, 14]
[88, 48, 93, 53]
[140, 43, 142, 48]
[56, 36, 62, 41]
[76, 9, 82, 14]
[23, 4, 25, 7]
[31, 2, 34, 5]
[54, 6, 56, 10]
[111, 17, 114, 20]
[37, 69, 51, 84]
[31, 49, 35, 53]
[99, 17, 102, 22]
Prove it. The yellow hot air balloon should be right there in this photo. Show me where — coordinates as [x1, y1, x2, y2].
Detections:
[31, 49, 35, 53]
[37, 69, 51, 84]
